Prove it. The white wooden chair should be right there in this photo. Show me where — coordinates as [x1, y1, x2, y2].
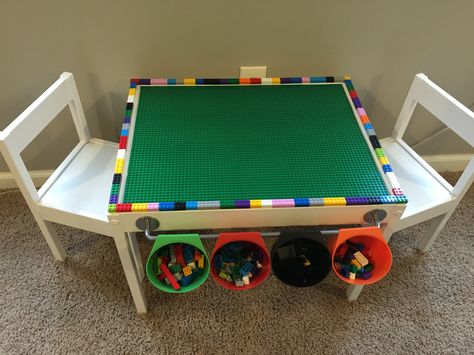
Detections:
[381, 73, 474, 252]
[0, 73, 147, 313]
[347, 73, 474, 302]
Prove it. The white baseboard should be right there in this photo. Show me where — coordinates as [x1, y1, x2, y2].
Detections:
[422, 154, 472, 172]
[0, 154, 471, 189]
[0, 170, 54, 189]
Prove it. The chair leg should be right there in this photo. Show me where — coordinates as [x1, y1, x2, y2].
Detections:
[418, 213, 451, 253]
[114, 231, 147, 313]
[127, 232, 146, 281]
[37, 219, 66, 262]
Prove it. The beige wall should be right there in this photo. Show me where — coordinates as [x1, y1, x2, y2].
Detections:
[1, 0, 473, 172]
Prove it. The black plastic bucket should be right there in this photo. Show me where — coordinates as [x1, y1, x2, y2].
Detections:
[271, 231, 331, 287]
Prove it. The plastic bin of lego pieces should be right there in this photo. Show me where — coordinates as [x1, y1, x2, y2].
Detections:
[327, 227, 392, 285]
[271, 231, 331, 287]
[146, 234, 210, 293]
[210, 232, 270, 290]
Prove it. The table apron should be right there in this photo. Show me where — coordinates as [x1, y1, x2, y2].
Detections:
[108, 204, 405, 232]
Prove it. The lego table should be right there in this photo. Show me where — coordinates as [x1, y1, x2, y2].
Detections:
[107, 76, 408, 313]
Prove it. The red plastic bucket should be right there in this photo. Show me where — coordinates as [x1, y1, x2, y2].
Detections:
[210, 232, 271, 290]
[327, 227, 392, 285]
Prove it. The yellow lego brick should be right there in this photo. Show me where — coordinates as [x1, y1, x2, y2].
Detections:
[114, 165, 123, 174]
[128, 88, 136, 96]
[250, 200, 262, 208]
[132, 203, 148, 212]
[182, 266, 192, 277]
[379, 156, 389, 165]
[184, 78, 196, 85]
[272, 78, 281, 84]
[323, 197, 346, 206]
[198, 255, 204, 269]
[351, 259, 362, 269]
[344, 75, 352, 80]
[115, 158, 125, 167]
[354, 251, 369, 267]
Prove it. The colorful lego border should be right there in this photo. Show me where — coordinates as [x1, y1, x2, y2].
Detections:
[108, 76, 408, 213]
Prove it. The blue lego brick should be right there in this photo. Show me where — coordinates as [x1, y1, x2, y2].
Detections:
[186, 201, 198, 210]
[294, 198, 310, 207]
[310, 77, 327, 83]
[179, 274, 193, 287]
[159, 202, 175, 211]
[183, 246, 194, 263]
[382, 164, 393, 173]
[240, 261, 254, 276]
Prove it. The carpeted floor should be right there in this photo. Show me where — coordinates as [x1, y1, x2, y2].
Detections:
[0, 173, 472, 354]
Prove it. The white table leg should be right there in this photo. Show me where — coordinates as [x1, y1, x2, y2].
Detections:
[114, 231, 147, 313]
[127, 232, 146, 281]
[347, 284, 364, 301]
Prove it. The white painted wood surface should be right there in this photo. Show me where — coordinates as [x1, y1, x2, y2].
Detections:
[0, 73, 147, 313]
[385, 74, 474, 250]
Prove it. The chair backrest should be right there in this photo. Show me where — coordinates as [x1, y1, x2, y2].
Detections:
[0, 72, 91, 203]
[392, 73, 474, 200]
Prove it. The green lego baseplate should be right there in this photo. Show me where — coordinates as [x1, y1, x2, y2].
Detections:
[123, 84, 389, 203]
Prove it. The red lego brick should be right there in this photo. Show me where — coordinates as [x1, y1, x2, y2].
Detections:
[175, 244, 186, 267]
[160, 263, 180, 290]
[119, 136, 128, 149]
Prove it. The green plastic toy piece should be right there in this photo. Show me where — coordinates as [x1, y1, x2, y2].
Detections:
[124, 84, 388, 204]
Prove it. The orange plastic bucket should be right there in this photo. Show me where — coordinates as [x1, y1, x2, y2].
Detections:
[327, 227, 392, 285]
[210, 232, 271, 290]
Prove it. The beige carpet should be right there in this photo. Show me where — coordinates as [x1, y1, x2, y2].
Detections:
[0, 173, 472, 354]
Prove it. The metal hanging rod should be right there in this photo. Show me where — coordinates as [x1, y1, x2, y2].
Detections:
[135, 209, 387, 242]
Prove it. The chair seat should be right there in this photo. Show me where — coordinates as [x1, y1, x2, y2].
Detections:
[39, 139, 117, 223]
[381, 138, 455, 227]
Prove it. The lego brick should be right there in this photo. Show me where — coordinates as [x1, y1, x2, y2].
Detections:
[182, 266, 192, 277]
[160, 263, 180, 290]
[354, 251, 369, 267]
